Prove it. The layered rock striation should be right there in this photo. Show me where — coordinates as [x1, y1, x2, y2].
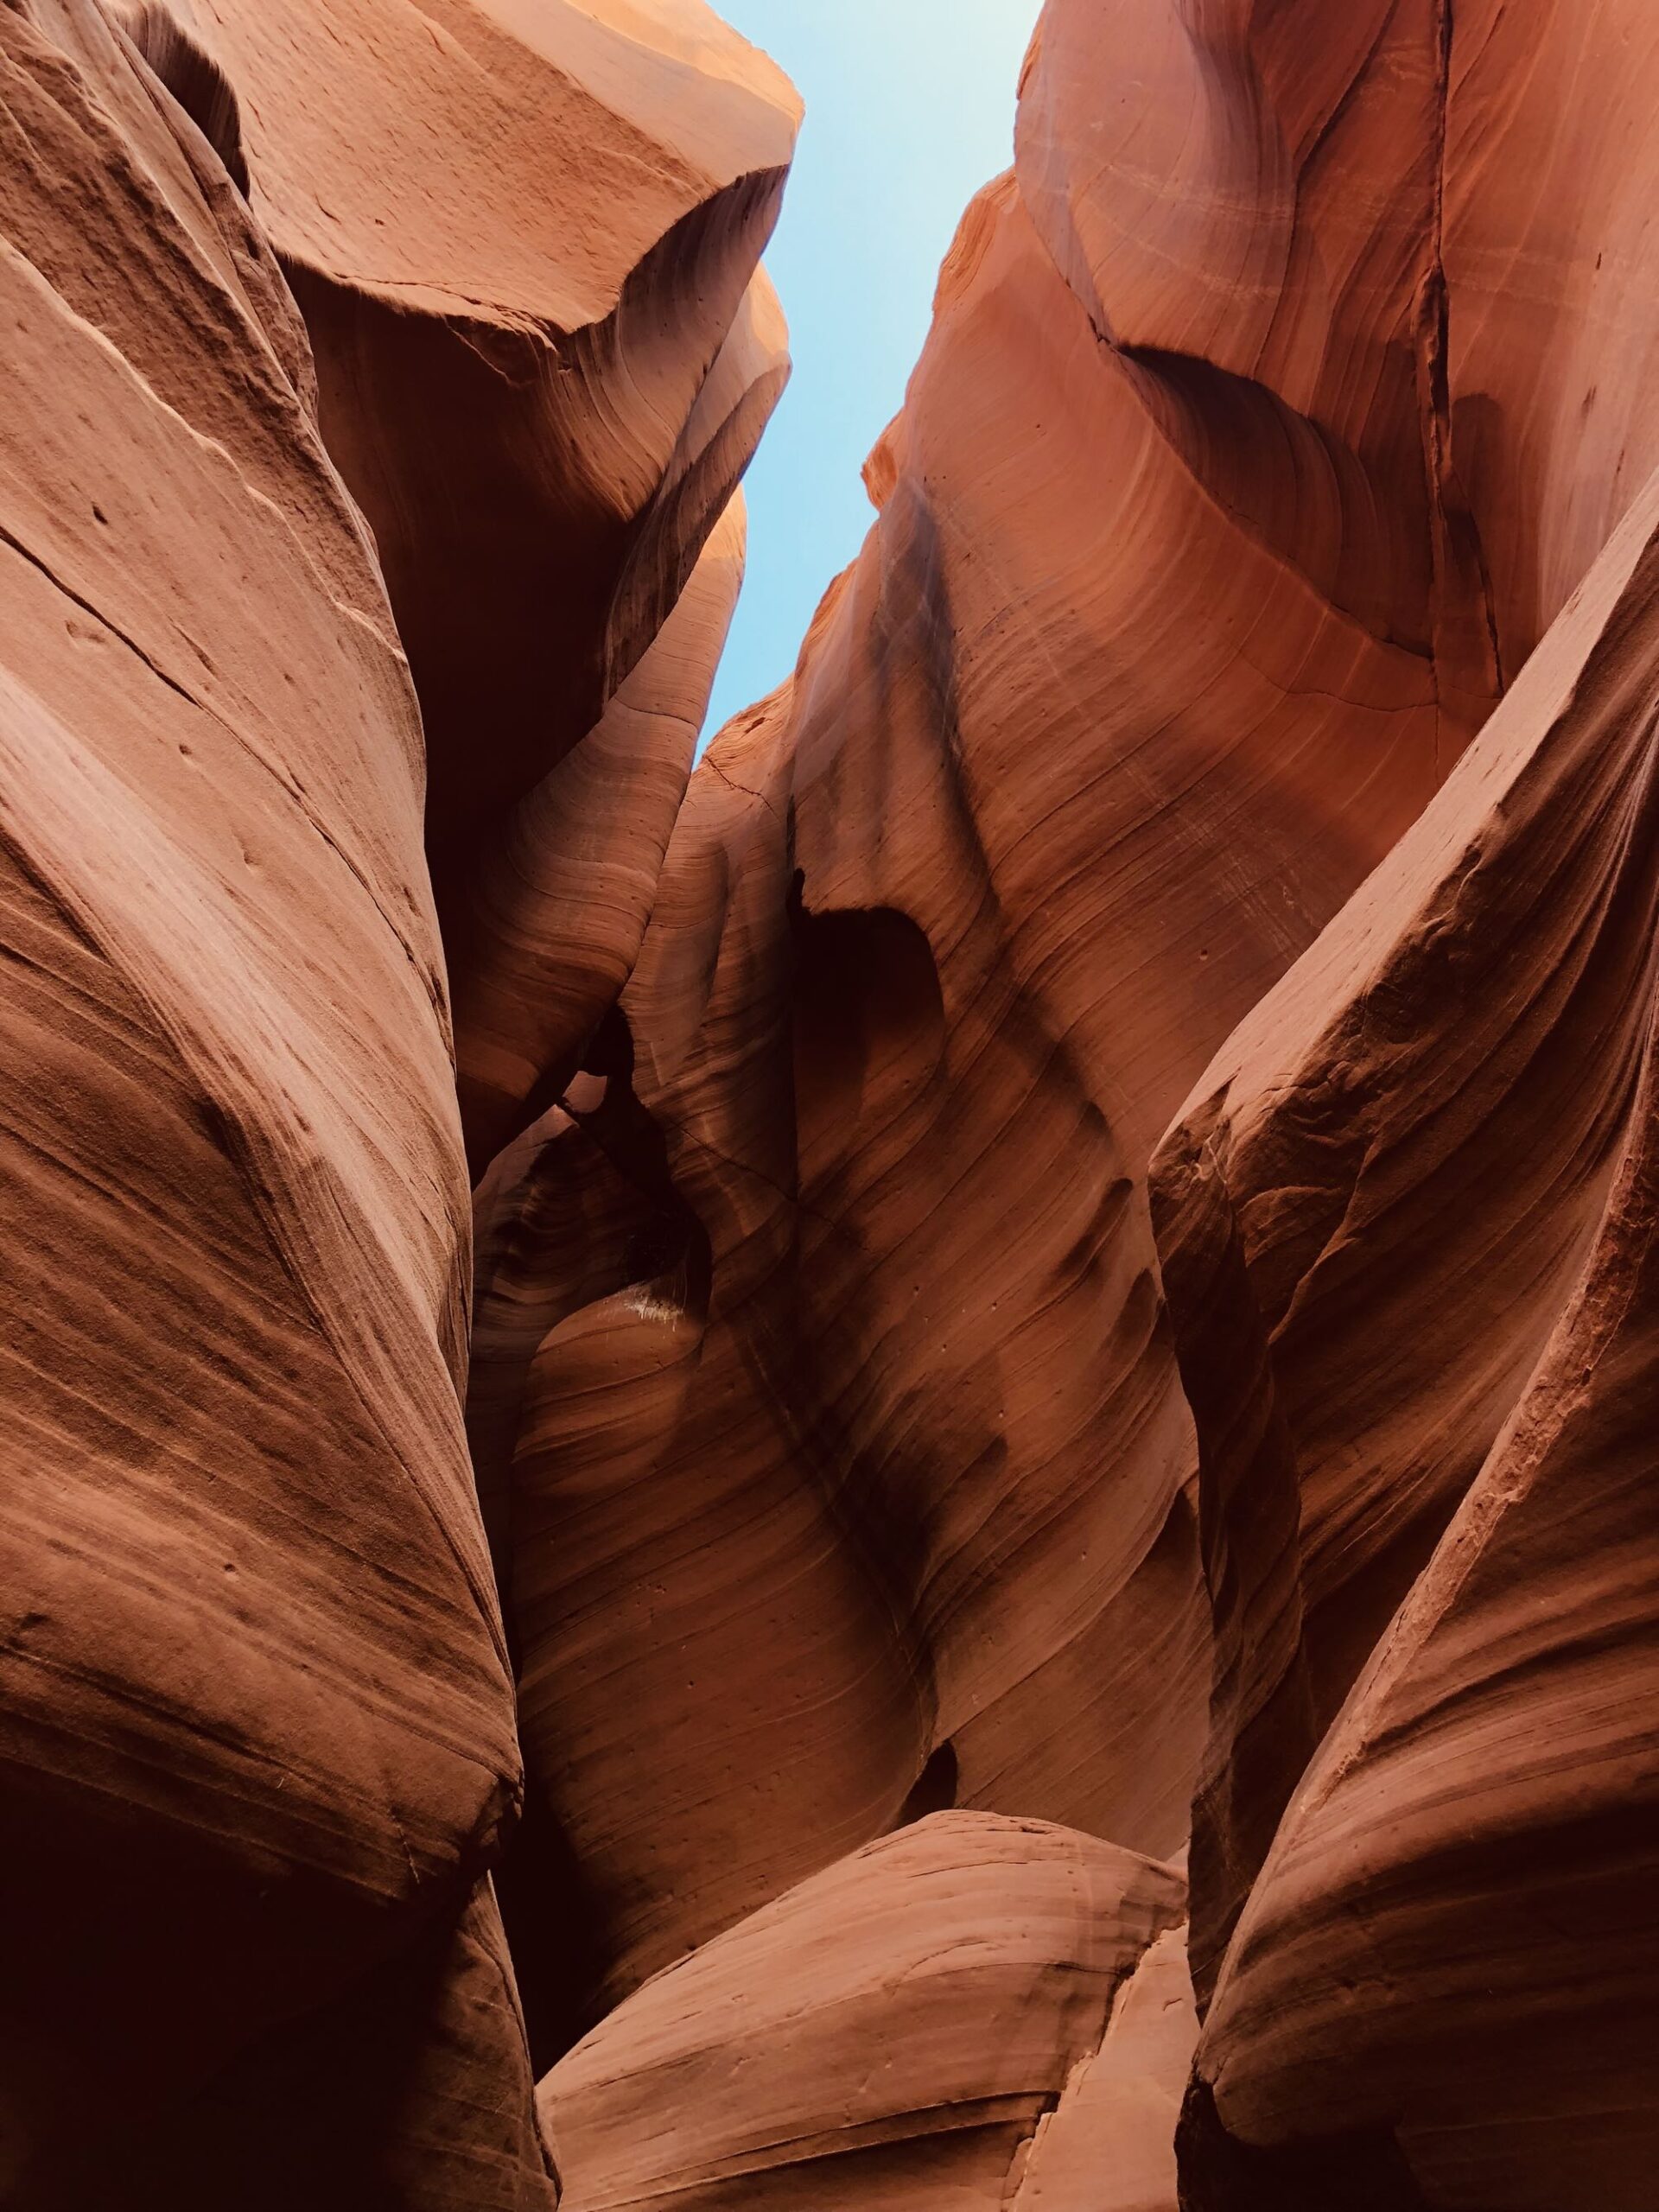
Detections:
[0, 0, 541, 2195]
[473, 0, 1659, 2067]
[6, 0, 1659, 2206]
[469, 0, 1659, 2198]
[538, 1812, 1189, 2212]
[0, 0, 791, 2198]
[112, 0, 798, 939]
[1156, 455, 1659, 2210]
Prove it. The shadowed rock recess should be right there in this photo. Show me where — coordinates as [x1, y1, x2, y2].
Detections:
[3, 0, 1657, 2205]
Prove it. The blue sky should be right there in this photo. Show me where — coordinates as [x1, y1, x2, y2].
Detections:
[702, 0, 1041, 742]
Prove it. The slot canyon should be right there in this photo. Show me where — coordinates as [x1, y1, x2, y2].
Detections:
[1, 0, 1656, 2203]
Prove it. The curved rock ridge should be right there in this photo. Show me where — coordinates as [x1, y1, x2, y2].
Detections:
[454, 495, 749, 1180]
[537, 1811, 1186, 2212]
[13, 0, 1659, 2200]
[480, 0, 1659, 2033]
[112, 0, 799, 945]
[1015, 0, 1492, 722]
[1155, 469, 1659, 2203]
[1015, 0, 1659, 683]
[472, 696, 937, 2038]
[0, 0, 550, 2197]
[1152, 460, 1659, 2004]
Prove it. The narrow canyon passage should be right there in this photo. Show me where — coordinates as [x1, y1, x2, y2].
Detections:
[1, 1, 1656, 2206]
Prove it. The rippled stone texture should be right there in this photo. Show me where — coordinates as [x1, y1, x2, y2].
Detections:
[0, 1, 542, 2196]
[113, 0, 798, 966]
[1158, 466, 1659, 2211]
[480, 3, 1659, 2199]
[454, 493, 753, 1179]
[482, 0, 1599, 2032]
[10, 0, 1659, 2202]
[0, 0, 793, 2199]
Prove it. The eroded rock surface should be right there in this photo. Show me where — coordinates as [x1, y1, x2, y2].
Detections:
[1157, 463, 1659, 2209]
[476, 1, 1659, 2199]
[477, 0, 1659, 2039]
[9, 0, 1659, 2204]
[1011, 1923, 1197, 2212]
[537, 1812, 1185, 2212]
[0, 0, 791, 2198]
[114, 0, 798, 954]
[454, 494, 751, 1180]
[0, 1, 543, 2196]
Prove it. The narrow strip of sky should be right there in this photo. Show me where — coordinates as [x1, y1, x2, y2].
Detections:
[702, 0, 1041, 745]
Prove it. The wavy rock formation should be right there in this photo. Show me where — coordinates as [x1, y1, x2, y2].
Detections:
[0, 0, 796, 2199]
[1152, 464, 1659, 2002]
[1156, 467, 1659, 2205]
[537, 1812, 1185, 2212]
[0, 1, 545, 2198]
[11, 0, 1659, 2201]
[112, 0, 798, 946]
[474, 0, 1659, 2141]
[481, 0, 1615, 2031]
[454, 493, 750, 1179]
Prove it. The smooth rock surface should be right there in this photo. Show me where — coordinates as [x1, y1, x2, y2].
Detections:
[34, 0, 800, 2110]
[0, 0, 547, 2196]
[483, 0, 1585, 2025]
[474, 698, 932, 2032]
[480, 0, 1659, 2183]
[538, 1812, 1185, 2212]
[454, 494, 749, 1179]
[114, 0, 798, 942]
[1158, 468, 1659, 2206]
[10, 0, 1659, 2202]
[1153, 460, 1659, 1999]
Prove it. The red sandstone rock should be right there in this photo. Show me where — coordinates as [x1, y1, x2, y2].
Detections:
[481, 0, 1577, 2026]
[0, 1, 546, 2196]
[0, 0, 795, 2196]
[10, 0, 1659, 2201]
[537, 1812, 1185, 2212]
[1153, 469, 1659, 2005]
[1010, 1923, 1196, 2212]
[1157, 467, 1659, 2207]
[114, 0, 798, 941]
[469, 3, 1659, 2191]
[473, 699, 932, 2033]
[454, 494, 750, 1178]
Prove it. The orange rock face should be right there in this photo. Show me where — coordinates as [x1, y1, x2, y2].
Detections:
[470, 0, 1659, 2199]
[0, 1, 539, 2195]
[1151, 471, 1659, 2005]
[115, 0, 798, 944]
[454, 495, 753, 1180]
[483, 0, 1639, 2037]
[1158, 464, 1659, 2209]
[0, 0, 790, 2198]
[538, 1813, 1187, 2212]
[9, 0, 1659, 2204]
